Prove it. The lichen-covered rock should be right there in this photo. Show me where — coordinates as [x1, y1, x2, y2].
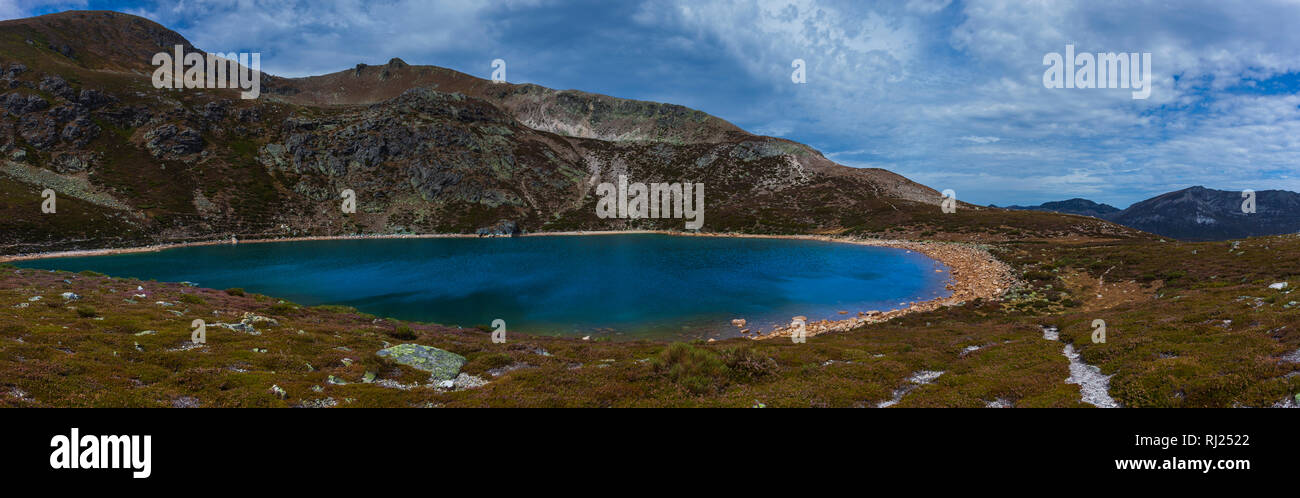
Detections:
[376, 344, 466, 381]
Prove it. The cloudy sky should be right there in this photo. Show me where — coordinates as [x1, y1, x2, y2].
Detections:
[6, 0, 1300, 207]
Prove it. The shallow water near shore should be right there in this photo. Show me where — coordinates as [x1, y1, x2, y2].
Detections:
[16, 234, 952, 340]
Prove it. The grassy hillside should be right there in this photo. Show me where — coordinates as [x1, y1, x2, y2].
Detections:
[3, 234, 1295, 407]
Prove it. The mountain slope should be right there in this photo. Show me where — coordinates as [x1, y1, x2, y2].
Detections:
[1107, 186, 1300, 241]
[995, 198, 1121, 219]
[0, 11, 1146, 255]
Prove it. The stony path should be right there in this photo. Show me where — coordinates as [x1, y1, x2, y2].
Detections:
[1042, 326, 1119, 408]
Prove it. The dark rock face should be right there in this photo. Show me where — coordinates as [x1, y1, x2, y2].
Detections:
[47, 42, 74, 58]
[4, 63, 27, 78]
[2, 93, 49, 116]
[144, 124, 204, 157]
[39, 76, 75, 100]
[203, 100, 228, 122]
[18, 114, 57, 149]
[48, 104, 87, 123]
[236, 107, 260, 123]
[52, 153, 92, 173]
[61, 117, 99, 147]
[77, 89, 114, 109]
[476, 220, 521, 237]
[98, 104, 152, 128]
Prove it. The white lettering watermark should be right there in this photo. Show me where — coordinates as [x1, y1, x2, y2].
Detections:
[191, 319, 206, 344]
[491, 58, 506, 83]
[1043, 45, 1151, 99]
[941, 189, 957, 214]
[596, 175, 704, 230]
[791, 317, 807, 344]
[41, 189, 55, 214]
[152, 45, 260, 99]
[49, 428, 151, 478]
[341, 189, 356, 214]
[491, 318, 506, 344]
[1092, 318, 1107, 343]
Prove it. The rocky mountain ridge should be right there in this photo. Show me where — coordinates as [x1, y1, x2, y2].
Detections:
[0, 11, 1146, 255]
[1001, 187, 1300, 241]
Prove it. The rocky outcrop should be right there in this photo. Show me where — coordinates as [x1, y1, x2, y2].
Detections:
[144, 124, 205, 158]
[476, 220, 521, 237]
[376, 344, 466, 382]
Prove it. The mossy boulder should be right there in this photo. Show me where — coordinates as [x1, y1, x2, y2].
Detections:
[376, 344, 466, 381]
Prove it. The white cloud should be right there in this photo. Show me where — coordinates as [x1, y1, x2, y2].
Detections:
[119, 0, 547, 77]
[637, 0, 1300, 205]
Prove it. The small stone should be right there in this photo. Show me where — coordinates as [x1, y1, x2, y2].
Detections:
[134, 330, 156, 336]
[270, 385, 287, 399]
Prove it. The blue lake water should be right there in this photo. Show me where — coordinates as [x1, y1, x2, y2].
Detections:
[16, 234, 951, 340]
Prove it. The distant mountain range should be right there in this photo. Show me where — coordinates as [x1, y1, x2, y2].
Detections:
[996, 187, 1300, 241]
[995, 198, 1120, 219]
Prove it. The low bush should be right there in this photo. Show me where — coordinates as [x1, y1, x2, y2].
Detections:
[387, 325, 417, 340]
[721, 347, 779, 381]
[652, 343, 730, 395]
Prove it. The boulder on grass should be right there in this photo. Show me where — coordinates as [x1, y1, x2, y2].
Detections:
[376, 344, 466, 382]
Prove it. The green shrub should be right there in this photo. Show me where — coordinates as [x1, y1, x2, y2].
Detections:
[722, 347, 779, 381]
[224, 288, 245, 297]
[78, 270, 105, 277]
[387, 325, 417, 340]
[179, 294, 205, 305]
[652, 343, 730, 395]
[268, 302, 296, 315]
[476, 353, 513, 370]
[312, 304, 357, 314]
[75, 306, 98, 318]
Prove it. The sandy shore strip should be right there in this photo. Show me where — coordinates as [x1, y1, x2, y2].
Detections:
[730, 235, 1017, 341]
[0, 230, 1016, 339]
